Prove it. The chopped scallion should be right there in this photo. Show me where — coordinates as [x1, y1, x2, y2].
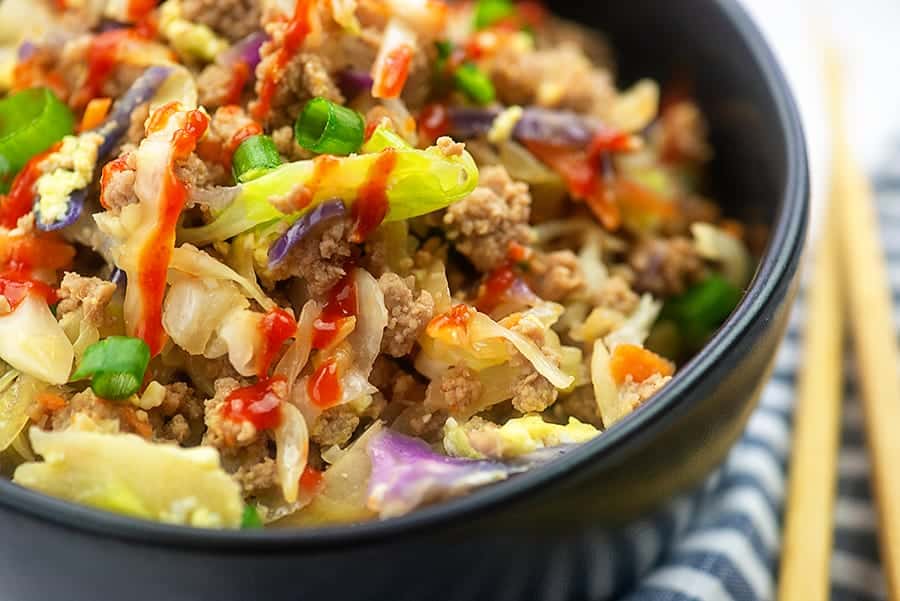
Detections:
[661, 275, 742, 351]
[0, 88, 74, 193]
[241, 505, 263, 529]
[71, 336, 151, 400]
[453, 63, 496, 105]
[232, 135, 282, 183]
[295, 97, 365, 156]
[473, 0, 515, 30]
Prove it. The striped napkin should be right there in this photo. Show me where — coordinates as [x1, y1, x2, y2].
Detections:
[586, 163, 900, 601]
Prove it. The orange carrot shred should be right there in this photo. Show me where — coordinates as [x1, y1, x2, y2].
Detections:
[80, 97, 112, 132]
[609, 344, 675, 386]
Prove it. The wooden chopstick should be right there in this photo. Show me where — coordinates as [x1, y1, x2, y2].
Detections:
[777, 56, 845, 601]
[827, 52, 900, 599]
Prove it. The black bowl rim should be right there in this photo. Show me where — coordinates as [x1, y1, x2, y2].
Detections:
[0, 0, 808, 553]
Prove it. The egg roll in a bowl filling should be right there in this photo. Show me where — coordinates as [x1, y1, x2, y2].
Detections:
[0, 0, 756, 529]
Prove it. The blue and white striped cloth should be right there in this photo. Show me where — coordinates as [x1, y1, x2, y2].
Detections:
[589, 160, 900, 601]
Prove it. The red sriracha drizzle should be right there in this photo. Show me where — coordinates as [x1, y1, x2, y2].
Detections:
[351, 149, 396, 243]
[282, 154, 340, 213]
[253, 0, 315, 121]
[475, 263, 517, 314]
[428, 303, 475, 332]
[307, 356, 341, 409]
[312, 272, 357, 350]
[133, 106, 209, 356]
[73, 28, 154, 108]
[0, 145, 59, 228]
[256, 307, 298, 377]
[418, 104, 451, 144]
[299, 465, 324, 494]
[0, 272, 57, 311]
[222, 376, 285, 431]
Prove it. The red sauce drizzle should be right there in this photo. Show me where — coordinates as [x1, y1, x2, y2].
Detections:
[418, 104, 451, 144]
[223, 376, 285, 431]
[126, 0, 158, 24]
[312, 272, 357, 350]
[351, 149, 396, 243]
[428, 304, 475, 333]
[99, 155, 132, 209]
[224, 61, 252, 108]
[0, 271, 58, 311]
[0, 145, 58, 228]
[373, 44, 414, 99]
[225, 122, 263, 167]
[299, 465, 324, 495]
[253, 0, 315, 121]
[256, 307, 298, 377]
[307, 357, 341, 409]
[475, 263, 516, 314]
[133, 107, 209, 356]
[72, 28, 154, 108]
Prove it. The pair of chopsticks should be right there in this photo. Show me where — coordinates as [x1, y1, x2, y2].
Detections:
[778, 50, 900, 600]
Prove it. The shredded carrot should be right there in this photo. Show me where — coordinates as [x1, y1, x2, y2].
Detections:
[80, 97, 112, 131]
[121, 407, 153, 439]
[609, 344, 675, 386]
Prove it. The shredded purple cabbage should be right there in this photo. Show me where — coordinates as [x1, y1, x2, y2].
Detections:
[447, 107, 597, 147]
[268, 200, 347, 268]
[222, 32, 268, 73]
[366, 429, 510, 518]
[337, 70, 374, 99]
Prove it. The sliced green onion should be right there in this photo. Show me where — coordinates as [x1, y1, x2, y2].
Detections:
[0, 88, 74, 193]
[661, 275, 741, 351]
[473, 0, 515, 30]
[454, 63, 496, 105]
[241, 505, 263, 529]
[71, 336, 151, 400]
[295, 97, 365, 156]
[232, 135, 281, 183]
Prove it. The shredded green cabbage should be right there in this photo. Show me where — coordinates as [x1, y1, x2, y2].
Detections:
[443, 415, 598, 459]
[14, 428, 244, 528]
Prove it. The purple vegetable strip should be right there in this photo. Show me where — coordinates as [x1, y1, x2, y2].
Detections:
[447, 107, 597, 147]
[95, 65, 173, 158]
[222, 31, 268, 73]
[366, 429, 510, 518]
[34, 66, 172, 231]
[268, 200, 346, 268]
[17, 41, 36, 61]
[337, 69, 374, 99]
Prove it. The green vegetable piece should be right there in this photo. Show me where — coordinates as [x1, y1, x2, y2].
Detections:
[179, 130, 480, 246]
[0, 88, 74, 192]
[662, 275, 742, 351]
[295, 97, 365, 156]
[473, 0, 515, 30]
[241, 505, 263, 529]
[71, 336, 151, 400]
[454, 63, 496, 105]
[232, 135, 282, 183]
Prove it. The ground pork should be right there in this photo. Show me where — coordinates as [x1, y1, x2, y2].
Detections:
[253, 45, 344, 129]
[233, 456, 278, 495]
[443, 165, 533, 272]
[175, 153, 230, 190]
[48, 389, 151, 437]
[378, 273, 435, 357]
[507, 318, 561, 413]
[371, 355, 426, 405]
[181, 0, 261, 42]
[267, 216, 353, 298]
[616, 373, 671, 421]
[658, 101, 713, 164]
[553, 386, 602, 429]
[528, 250, 584, 301]
[628, 236, 705, 297]
[100, 151, 138, 212]
[436, 136, 465, 158]
[489, 42, 616, 117]
[204, 377, 277, 448]
[271, 125, 310, 161]
[196, 64, 235, 109]
[205, 105, 259, 151]
[424, 366, 483, 417]
[56, 273, 116, 327]
[148, 382, 205, 445]
[535, 17, 615, 69]
[311, 405, 360, 446]
[593, 275, 640, 314]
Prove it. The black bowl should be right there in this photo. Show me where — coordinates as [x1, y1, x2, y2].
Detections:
[0, 1, 807, 599]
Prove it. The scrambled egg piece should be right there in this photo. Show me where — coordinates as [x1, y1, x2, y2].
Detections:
[35, 133, 104, 225]
[444, 414, 598, 459]
[159, 0, 229, 63]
